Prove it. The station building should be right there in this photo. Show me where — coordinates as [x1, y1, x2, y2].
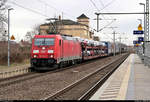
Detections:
[39, 14, 94, 39]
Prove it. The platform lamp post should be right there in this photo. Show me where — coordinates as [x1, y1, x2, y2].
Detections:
[139, 3, 146, 56]
[8, 8, 13, 67]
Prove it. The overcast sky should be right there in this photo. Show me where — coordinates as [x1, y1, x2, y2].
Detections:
[6, 0, 147, 45]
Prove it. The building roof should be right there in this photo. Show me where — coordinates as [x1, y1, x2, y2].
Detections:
[77, 14, 89, 19]
[41, 19, 88, 26]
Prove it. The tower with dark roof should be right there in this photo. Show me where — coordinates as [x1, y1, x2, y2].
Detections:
[77, 14, 89, 27]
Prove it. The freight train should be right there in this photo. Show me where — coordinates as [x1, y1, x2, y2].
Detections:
[30, 34, 127, 70]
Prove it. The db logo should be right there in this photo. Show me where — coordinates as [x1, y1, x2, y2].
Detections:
[41, 50, 46, 53]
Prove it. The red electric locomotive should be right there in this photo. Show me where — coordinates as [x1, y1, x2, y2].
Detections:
[31, 34, 82, 70]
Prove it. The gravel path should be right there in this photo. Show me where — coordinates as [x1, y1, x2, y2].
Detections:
[0, 54, 125, 100]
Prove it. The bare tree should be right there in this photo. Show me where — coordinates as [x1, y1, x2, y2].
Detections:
[0, 0, 8, 41]
[25, 31, 34, 43]
[33, 24, 40, 35]
[46, 15, 63, 34]
[24, 24, 41, 43]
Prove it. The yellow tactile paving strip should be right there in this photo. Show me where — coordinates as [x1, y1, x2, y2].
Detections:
[116, 56, 131, 100]
[90, 54, 133, 100]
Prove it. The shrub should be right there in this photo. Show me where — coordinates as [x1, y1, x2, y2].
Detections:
[0, 42, 31, 65]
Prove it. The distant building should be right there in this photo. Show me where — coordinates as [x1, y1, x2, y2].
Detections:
[40, 14, 94, 39]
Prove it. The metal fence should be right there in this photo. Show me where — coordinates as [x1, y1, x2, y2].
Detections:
[0, 67, 31, 79]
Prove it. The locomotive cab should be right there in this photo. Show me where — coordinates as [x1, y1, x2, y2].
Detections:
[31, 34, 82, 71]
[31, 35, 62, 70]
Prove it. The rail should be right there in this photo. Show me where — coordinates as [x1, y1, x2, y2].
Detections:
[42, 54, 129, 100]
[78, 54, 129, 100]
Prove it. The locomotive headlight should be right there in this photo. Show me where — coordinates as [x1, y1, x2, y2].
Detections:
[50, 55, 53, 58]
[48, 50, 54, 53]
[42, 47, 45, 50]
[34, 55, 37, 58]
[33, 50, 39, 53]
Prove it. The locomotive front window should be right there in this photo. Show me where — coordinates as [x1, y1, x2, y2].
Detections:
[34, 38, 55, 46]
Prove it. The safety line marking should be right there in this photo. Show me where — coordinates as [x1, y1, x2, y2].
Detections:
[116, 55, 132, 100]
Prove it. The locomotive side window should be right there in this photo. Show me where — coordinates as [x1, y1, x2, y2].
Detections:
[34, 38, 55, 46]
[59, 40, 61, 46]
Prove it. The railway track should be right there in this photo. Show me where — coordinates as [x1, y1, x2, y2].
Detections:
[0, 56, 109, 88]
[42, 54, 129, 100]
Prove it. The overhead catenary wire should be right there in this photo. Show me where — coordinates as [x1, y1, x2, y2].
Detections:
[98, 0, 114, 19]
[98, 0, 117, 11]
[94, 0, 120, 43]
[9, 0, 99, 37]
[90, 0, 100, 12]
[9, 0, 49, 18]
[98, 0, 116, 31]
[9, 0, 74, 20]
[97, 1, 122, 44]
[89, 0, 115, 39]
[90, 0, 115, 27]
[34, 0, 97, 32]
[37, 0, 75, 20]
[37, 0, 98, 32]
[97, 0, 116, 22]
[9, 0, 59, 33]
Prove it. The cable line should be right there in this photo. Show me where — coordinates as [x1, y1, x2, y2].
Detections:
[90, 0, 116, 39]
[37, 0, 75, 20]
[99, 0, 116, 11]
[9, 1, 49, 18]
[90, 0, 100, 12]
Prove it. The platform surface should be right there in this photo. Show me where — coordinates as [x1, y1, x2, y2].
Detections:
[90, 54, 150, 100]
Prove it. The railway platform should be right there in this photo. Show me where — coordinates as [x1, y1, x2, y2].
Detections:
[90, 54, 150, 100]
